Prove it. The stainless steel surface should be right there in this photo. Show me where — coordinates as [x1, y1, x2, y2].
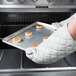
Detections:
[0, 5, 36, 8]
[0, 8, 71, 12]
[1, 0, 76, 6]
[2, 22, 56, 51]
[0, 0, 75, 12]
[0, 50, 4, 61]
[1, 71, 76, 76]
[0, 67, 76, 73]
[0, 4, 75, 9]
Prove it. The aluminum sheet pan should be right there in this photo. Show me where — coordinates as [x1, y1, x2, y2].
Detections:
[2, 22, 57, 51]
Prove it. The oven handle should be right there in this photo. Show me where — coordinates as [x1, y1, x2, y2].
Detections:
[36, 6, 48, 8]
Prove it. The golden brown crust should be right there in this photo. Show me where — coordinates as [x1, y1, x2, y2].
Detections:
[32, 43, 39, 47]
[25, 32, 32, 37]
[36, 24, 43, 29]
[12, 37, 21, 43]
[43, 36, 48, 40]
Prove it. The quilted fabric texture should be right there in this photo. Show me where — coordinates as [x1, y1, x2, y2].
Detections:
[25, 13, 76, 64]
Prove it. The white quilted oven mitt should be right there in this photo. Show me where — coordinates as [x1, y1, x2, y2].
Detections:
[25, 24, 76, 64]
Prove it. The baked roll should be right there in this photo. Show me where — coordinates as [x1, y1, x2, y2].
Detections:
[12, 37, 21, 44]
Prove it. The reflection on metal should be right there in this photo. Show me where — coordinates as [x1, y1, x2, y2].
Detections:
[0, 5, 36, 8]
[0, 5, 75, 9]
[0, 50, 4, 61]
[0, 67, 76, 73]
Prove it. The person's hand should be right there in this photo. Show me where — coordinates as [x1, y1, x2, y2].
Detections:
[68, 18, 76, 40]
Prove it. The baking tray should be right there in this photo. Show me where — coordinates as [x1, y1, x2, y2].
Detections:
[2, 22, 57, 51]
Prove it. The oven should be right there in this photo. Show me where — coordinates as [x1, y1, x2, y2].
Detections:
[0, 0, 76, 76]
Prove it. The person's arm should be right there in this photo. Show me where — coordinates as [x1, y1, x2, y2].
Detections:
[68, 18, 76, 40]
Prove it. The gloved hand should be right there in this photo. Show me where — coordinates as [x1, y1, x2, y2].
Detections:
[25, 13, 76, 64]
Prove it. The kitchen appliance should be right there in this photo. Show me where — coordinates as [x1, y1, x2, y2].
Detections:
[0, 0, 76, 76]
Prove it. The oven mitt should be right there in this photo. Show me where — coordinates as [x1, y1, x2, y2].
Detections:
[25, 24, 76, 64]
[25, 13, 76, 64]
